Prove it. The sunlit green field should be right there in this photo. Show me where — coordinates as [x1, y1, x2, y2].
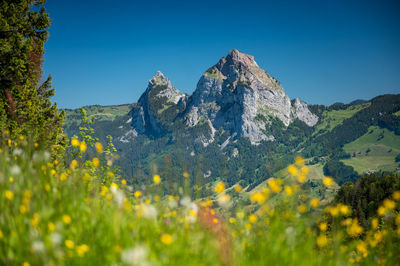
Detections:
[1, 137, 399, 265]
[342, 126, 400, 174]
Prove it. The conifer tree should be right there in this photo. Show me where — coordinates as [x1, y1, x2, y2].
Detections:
[0, 0, 65, 151]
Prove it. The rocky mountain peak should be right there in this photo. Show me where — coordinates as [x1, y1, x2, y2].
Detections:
[149, 71, 169, 86]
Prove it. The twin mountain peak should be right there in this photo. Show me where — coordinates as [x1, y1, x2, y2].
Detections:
[124, 49, 318, 145]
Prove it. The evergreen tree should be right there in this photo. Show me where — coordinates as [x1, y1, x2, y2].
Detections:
[0, 0, 64, 152]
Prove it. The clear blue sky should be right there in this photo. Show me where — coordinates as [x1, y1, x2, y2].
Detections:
[43, 0, 400, 109]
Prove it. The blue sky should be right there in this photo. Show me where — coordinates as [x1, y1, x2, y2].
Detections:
[43, 0, 400, 109]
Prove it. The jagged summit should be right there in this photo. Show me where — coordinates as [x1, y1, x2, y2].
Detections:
[123, 49, 318, 144]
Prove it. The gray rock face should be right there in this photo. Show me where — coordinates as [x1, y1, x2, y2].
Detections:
[184, 49, 293, 144]
[125, 50, 318, 144]
[131, 71, 182, 136]
[292, 98, 319, 126]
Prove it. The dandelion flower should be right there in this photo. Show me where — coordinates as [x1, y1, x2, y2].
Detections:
[160, 233, 173, 245]
[393, 190, 400, 201]
[69, 160, 78, 170]
[268, 178, 282, 193]
[153, 174, 161, 184]
[377, 206, 386, 216]
[234, 184, 242, 192]
[95, 142, 103, 153]
[295, 156, 305, 166]
[134, 191, 142, 198]
[298, 205, 307, 213]
[319, 222, 328, 232]
[323, 177, 334, 187]
[77, 244, 90, 256]
[310, 198, 320, 208]
[297, 175, 307, 183]
[62, 214, 71, 225]
[249, 214, 258, 223]
[65, 240, 75, 249]
[92, 157, 100, 167]
[229, 217, 236, 224]
[79, 141, 87, 152]
[284, 185, 293, 196]
[5, 190, 14, 200]
[288, 165, 298, 176]
[71, 138, 79, 147]
[316, 235, 328, 247]
[48, 222, 56, 232]
[215, 182, 225, 193]
[183, 172, 190, 178]
[383, 199, 395, 210]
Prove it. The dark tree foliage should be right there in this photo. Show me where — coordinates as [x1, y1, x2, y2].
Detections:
[303, 94, 400, 158]
[0, 0, 64, 151]
[335, 172, 400, 227]
[323, 159, 359, 185]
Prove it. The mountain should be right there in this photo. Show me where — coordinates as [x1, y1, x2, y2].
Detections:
[120, 49, 318, 145]
[63, 49, 400, 193]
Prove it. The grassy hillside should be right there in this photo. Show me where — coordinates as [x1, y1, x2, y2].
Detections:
[63, 104, 133, 127]
[313, 102, 370, 136]
[342, 126, 400, 174]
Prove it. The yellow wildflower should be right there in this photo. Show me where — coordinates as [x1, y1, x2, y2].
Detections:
[76, 244, 90, 256]
[301, 166, 309, 175]
[160, 233, 173, 245]
[121, 179, 127, 185]
[393, 190, 400, 201]
[9, 177, 13, 182]
[377, 206, 386, 216]
[310, 198, 320, 208]
[323, 177, 334, 187]
[250, 192, 267, 204]
[23, 262, 30, 266]
[62, 214, 72, 225]
[284, 185, 293, 196]
[298, 204, 307, 213]
[249, 214, 258, 223]
[339, 204, 351, 216]
[288, 165, 298, 176]
[383, 199, 395, 210]
[295, 156, 305, 166]
[297, 175, 306, 183]
[31, 213, 40, 227]
[319, 222, 328, 232]
[215, 182, 225, 193]
[19, 205, 28, 214]
[229, 217, 236, 224]
[347, 219, 363, 237]
[234, 184, 242, 192]
[95, 142, 103, 153]
[134, 191, 142, 198]
[48, 222, 56, 232]
[71, 138, 79, 147]
[92, 157, 100, 167]
[5, 190, 14, 200]
[79, 141, 87, 152]
[69, 160, 78, 170]
[60, 172, 67, 181]
[316, 234, 329, 247]
[153, 174, 161, 184]
[371, 218, 379, 229]
[183, 172, 190, 178]
[268, 178, 282, 193]
[65, 240, 75, 249]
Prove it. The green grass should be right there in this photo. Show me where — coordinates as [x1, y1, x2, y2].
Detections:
[63, 104, 132, 127]
[313, 103, 371, 136]
[1, 139, 399, 265]
[342, 126, 400, 174]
